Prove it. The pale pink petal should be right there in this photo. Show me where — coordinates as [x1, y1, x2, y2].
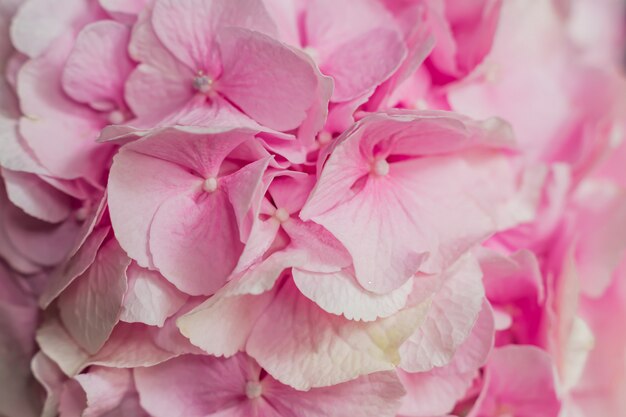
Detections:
[320, 28, 406, 101]
[2, 168, 72, 222]
[400, 255, 485, 372]
[36, 318, 89, 377]
[246, 278, 429, 390]
[264, 371, 406, 417]
[60, 367, 132, 417]
[107, 141, 200, 268]
[178, 289, 274, 357]
[10, 0, 104, 58]
[234, 214, 281, 273]
[570, 182, 626, 297]
[293, 267, 413, 321]
[90, 322, 181, 369]
[135, 353, 256, 417]
[58, 238, 130, 354]
[151, 0, 276, 71]
[31, 352, 66, 417]
[2, 191, 80, 267]
[120, 262, 188, 327]
[40, 226, 110, 308]
[147, 185, 243, 296]
[221, 157, 272, 242]
[282, 219, 352, 273]
[62, 21, 134, 110]
[150, 160, 268, 295]
[304, 0, 396, 51]
[0, 116, 47, 175]
[478, 247, 544, 305]
[16, 34, 111, 180]
[398, 301, 495, 417]
[301, 112, 516, 293]
[36, 318, 181, 376]
[124, 64, 194, 124]
[469, 345, 561, 417]
[100, 0, 147, 23]
[217, 27, 318, 131]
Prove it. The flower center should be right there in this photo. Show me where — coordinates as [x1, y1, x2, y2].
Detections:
[203, 177, 218, 193]
[107, 109, 126, 125]
[318, 131, 333, 145]
[245, 381, 263, 399]
[371, 158, 390, 176]
[193, 73, 215, 95]
[274, 207, 290, 223]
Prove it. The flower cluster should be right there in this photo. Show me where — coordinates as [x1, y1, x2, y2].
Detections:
[1, 0, 625, 416]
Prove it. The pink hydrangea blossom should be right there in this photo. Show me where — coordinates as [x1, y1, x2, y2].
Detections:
[0, 0, 625, 416]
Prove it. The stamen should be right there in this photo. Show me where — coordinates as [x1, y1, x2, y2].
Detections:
[274, 207, 290, 223]
[372, 159, 390, 176]
[193, 73, 214, 94]
[318, 131, 332, 145]
[245, 381, 262, 399]
[203, 177, 218, 193]
[75, 206, 89, 221]
[107, 110, 125, 125]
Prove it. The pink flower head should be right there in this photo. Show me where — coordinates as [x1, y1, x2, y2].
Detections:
[264, 0, 407, 102]
[125, 0, 319, 131]
[108, 126, 273, 296]
[134, 353, 406, 417]
[301, 110, 527, 294]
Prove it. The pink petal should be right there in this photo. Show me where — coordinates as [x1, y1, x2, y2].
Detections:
[217, 27, 318, 131]
[222, 157, 272, 242]
[293, 267, 413, 321]
[398, 300, 494, 417]
[149, 158, 270, 296]
[148, 188, 243, 296]
[263, 371, 406, 417]
[62, 21, 134, 110]
[16, 34, 111, 180]
[151, 0, 276, 72]
[0, 116, 47, 175]
[31, 352, 66, 417]
[58, 238, 130, 354]
[469, 345, 562, 417]
[246, 278, 429, 390]
[99, 0, 147, 23]
[2, 189, 80, 267]
[178, 289, 274, 357]
[320, 28, 406, 102]
[282, 219, 352, 273]
[36, 318, 181, 376]
[124, 64, 194, 125]
[135, 353, 257, 417]
[60, 367, 132, 417]
[301, 112, 516, 293]
[304, 0, 396, 52]
[2, 168, 72, 222]
[108, 135, 202, 267]
[399, 255, 485, 372]
[10, 0, 104, 58]
[40, 226, 111, 308]
[120, 262, 188, 327]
